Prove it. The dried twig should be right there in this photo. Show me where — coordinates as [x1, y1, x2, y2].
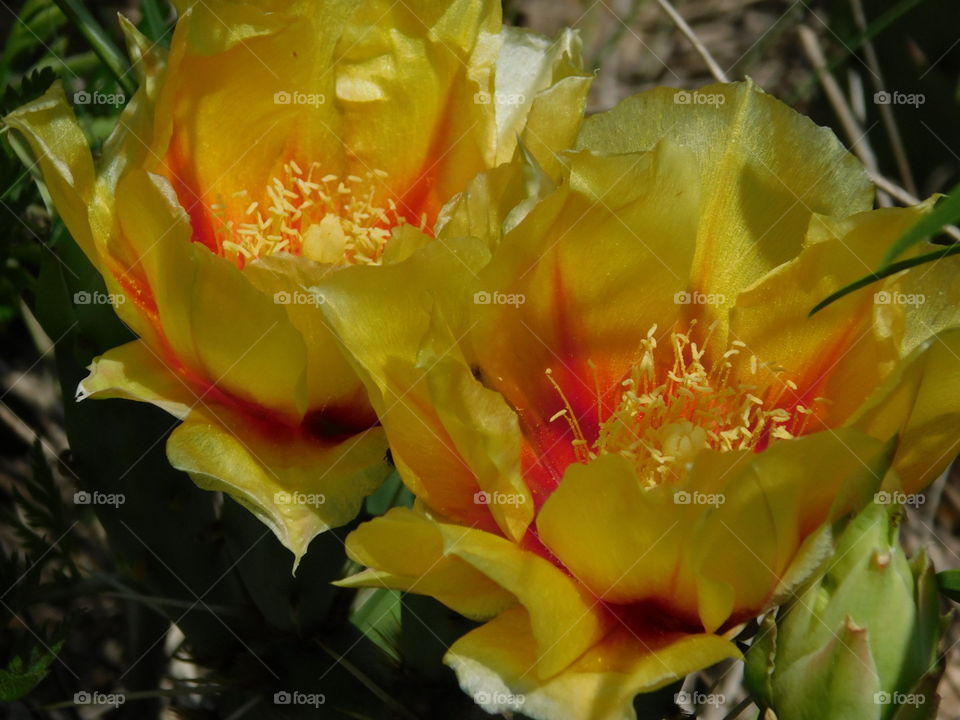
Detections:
[797, 24, 890, 206]
[868, 170, 960, 241]
[654, 0, 731, 82]
[849, 0, 917, 196]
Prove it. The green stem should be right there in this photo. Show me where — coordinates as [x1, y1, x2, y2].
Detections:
[51, 0, 135, 95]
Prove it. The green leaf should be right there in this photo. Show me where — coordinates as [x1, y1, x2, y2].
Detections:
[351, 588, 402, 662]
[881, 184, 960, 265]
[744, 613, 778, 709]
[50, 0, 135, 95]
[364, 470, 411, 516]
[0, 0, 67, 87]
[936, 569, 960, 603]
[140, 0, 173, 45]
[808, 243, 960, 315]
[0, 641, 63, 701]
[0, 66, 58, 117]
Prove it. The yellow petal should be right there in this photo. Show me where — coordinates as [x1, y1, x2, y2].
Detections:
[186, 245, 310, 418]
[79, 340, 193, 419]
[340, 508, 608, 678]
[158, 1, 353, 245]
[494, 27, 591, 174]
[97, 15, 167, 193]
[417, 320, 533, 540]
[338, 507, 516, 620]
[80, 338, 388, 564]
[463, 143, 699, 500]
[687, 428, 890, 631]
[3, 82, 96, 259]
[730, 205, 931, 427]
[435, 148, 556, 247]
[851, 327, 960, 493]
[434, 522, 608, 677]
[320, 239, 505, 529]
[538, 427, 888, 634]
[889, 238, 960, 358]
[113, 170, 310, 420]
[334, 0, 500, 219]
[577, 80, 873, 337]
[446, 607, 739, 720]
[168, 410, 388, 566]
[536, 453, 690, 607]
[111, 167, 199, 350]
[241, 255, 373, 417]
[90, 17, 168, 272]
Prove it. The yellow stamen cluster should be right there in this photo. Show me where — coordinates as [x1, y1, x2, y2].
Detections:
[548, 322, 823, 486]
[210, 161, 426, 267]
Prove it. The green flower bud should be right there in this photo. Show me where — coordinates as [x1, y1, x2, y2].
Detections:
[746, 502, 944, 720]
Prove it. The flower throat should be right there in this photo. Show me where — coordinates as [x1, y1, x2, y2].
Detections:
[208, 161, 427, 267]
[547, 322, 825, 485]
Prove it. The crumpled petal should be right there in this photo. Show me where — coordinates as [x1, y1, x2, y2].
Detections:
[4, 82, 97, 258]
[80, 340, 389, 565]
[446, 607, 739, 720]
[340, 507, 609, 677]
[537, 429, 888, 633]
[113, 169, 310, 419]
[851, 327, 960, 493]
[336, 506, 515, 620]
[320, 239, 537, 537]
[494, 26, 591, 175]
[730, 204, 932, 428]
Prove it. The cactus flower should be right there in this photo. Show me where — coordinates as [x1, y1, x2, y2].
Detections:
[3, 0, 590, 562]
[320, 82, 960, 718]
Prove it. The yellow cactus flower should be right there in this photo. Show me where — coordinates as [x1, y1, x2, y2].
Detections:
[3, 0, 591, 562]
[320, 82, 960, 718]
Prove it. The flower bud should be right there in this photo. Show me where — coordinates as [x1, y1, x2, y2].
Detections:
[746, 502, 944, 720]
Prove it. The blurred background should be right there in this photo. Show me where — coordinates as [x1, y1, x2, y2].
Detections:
[0, 0, 958, 718]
